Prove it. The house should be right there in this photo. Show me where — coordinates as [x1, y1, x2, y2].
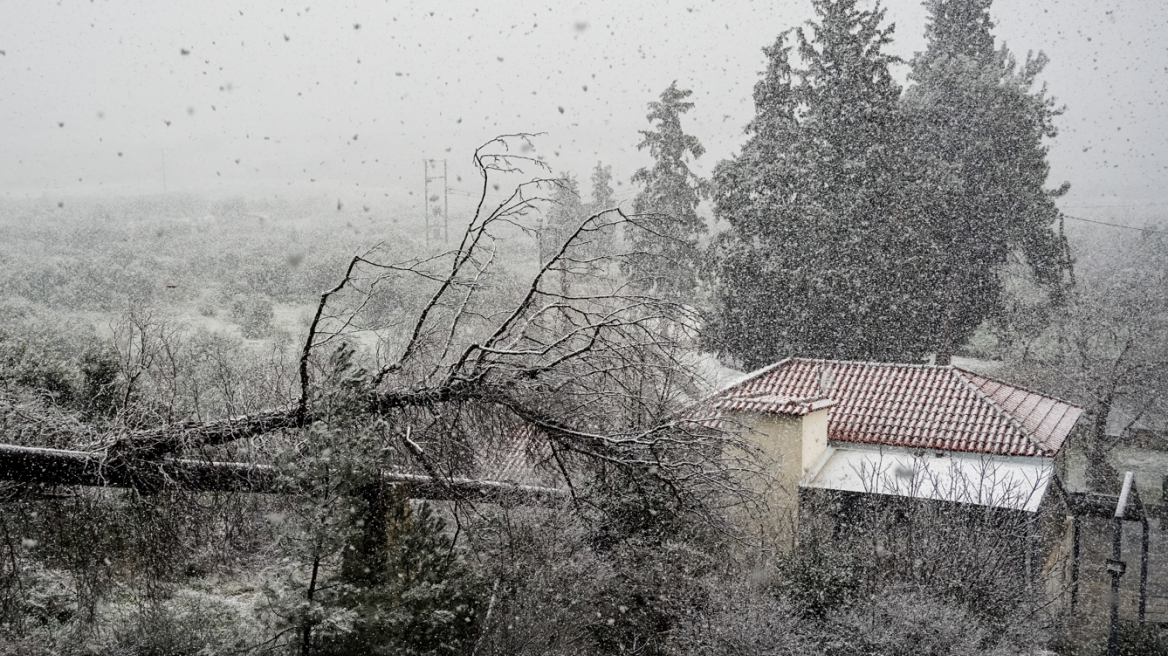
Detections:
[701, 358, 1084, 555]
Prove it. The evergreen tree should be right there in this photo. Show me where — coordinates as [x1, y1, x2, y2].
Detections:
[708, 1, 945, 368]
[540, 172, 583, 266]
[262, 348, 485, 656]
[589, 161, 615, 213]
[795, 0, 903, 201]
[584, 161, 617, 260]
[707, 33, 805, 368]
[709, 33, 802, 243]
[320, 501, 485, 656]
[625, 82, 708, 300]
[904, 0, 1071, 364]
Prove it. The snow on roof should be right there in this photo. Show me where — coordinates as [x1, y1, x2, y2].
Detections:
[711, 358, 1082, 457]
[803, 445, 1053, 513]
[714, 393, 837, 416]
[471, 422, 562, 488]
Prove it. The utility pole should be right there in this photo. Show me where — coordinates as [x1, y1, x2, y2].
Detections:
[443, 159, 449, 242]
[423, 159, 429, 248]
[1107, 472, 1134, 656]
[423, 159, 448, 246]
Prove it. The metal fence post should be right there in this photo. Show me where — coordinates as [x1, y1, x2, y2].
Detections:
[1108, 472, 1134, 656]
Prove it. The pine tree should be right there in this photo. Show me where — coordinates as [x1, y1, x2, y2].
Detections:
[320, 501, 485, 656]
[625, 82, 708, 300]
[708, 1, 945, 368]
[262, 348, 485, 656]
[540, 172, 583, 266]
[589, 161, 614, 213]
[904, 0, 1071, 364]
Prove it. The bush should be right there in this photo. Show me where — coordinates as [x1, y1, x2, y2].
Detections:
[231, 296, 275, 339]
[98, 589, 265, 656]
[1054, 621, 1168, 656]
[774, 538, 859, 619]
[1113, 621, 1168, 656]
[76, 346, 120, 419]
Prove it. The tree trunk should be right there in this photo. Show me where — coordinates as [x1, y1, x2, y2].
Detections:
[300, 553, 321, 656]
[935, 270, 963, 366]
[106, 404, 302, 460]
[0, 443, 565, 503]
[342, 482, 412, 586]
[1087, 397, 1121, 494]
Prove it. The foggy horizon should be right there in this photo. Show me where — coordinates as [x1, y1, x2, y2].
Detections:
[3, 0, 1166, 222]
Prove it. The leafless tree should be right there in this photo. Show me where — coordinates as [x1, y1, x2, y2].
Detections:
[1000, 227, 1168, 491]
[0, 135, 767, 653]
[5, 135, 759, 499]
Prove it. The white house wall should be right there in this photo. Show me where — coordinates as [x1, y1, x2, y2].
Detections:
[802, 444, 1053, 513]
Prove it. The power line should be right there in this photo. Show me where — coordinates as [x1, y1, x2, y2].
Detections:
[1063, 214, 1164, 232]
[1062, 202, 1168, 209]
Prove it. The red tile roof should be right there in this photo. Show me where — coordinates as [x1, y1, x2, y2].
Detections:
[474, 422, 562, 487]
[713, 394, 837, 416]
[381, 422, 561, 489]
[710, 358, 1082, 457]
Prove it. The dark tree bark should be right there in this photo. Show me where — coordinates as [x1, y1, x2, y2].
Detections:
[0, 443, 565, 504]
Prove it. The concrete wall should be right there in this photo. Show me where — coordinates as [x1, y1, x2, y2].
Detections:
[730, 408, 830, 554]
[801, 409, 828, 477]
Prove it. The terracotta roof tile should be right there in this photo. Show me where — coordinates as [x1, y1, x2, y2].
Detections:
[709, 358, 1082, 457]
[714, 394, 837, 416]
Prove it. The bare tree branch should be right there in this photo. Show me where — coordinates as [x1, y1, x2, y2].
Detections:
[0, 135, 761, 530]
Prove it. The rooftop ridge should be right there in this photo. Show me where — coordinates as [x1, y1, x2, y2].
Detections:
[787, 356, 945, 369]
[715, 357, 794, 394]
[715, 357, 956, 399]
[951, 368, 1050, 456]
[736, 389, 830, 402]
[714, 393, 838, 416]
[952, 365, 1077, 406]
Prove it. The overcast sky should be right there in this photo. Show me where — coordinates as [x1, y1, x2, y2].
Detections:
[1, 0, 1165, 219]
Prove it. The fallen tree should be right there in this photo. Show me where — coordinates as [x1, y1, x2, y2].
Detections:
[0, 133, 761, 522]
[0, 443, 565, 504]
[0, 136, 767, 655]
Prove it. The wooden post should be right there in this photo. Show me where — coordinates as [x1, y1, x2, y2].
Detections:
[1025, 514, 1036, 592]
[1109, 514, 1123, 656]
[1108, 472, 1134, 656]
[1140, 517, 1149, 622]
[443, 158, 449, 243]
[1071, 514, 1081, 613]
[423, 159, 430, 248]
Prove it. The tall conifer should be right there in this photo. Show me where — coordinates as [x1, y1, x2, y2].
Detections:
[709, 0, 942, 367]
[626, 82, 708, 300]
[905, 0, 1071, 363]
[708, 0, 1068, 369]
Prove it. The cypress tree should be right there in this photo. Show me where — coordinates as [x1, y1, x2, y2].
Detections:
[709, 0, 943, 367]
[540, 172, 583, 266]
[626, 82, 708, 300]
[586, 161, 616, 259]
[589, 161, 615, 213]
[904, 0, 1071, 364]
